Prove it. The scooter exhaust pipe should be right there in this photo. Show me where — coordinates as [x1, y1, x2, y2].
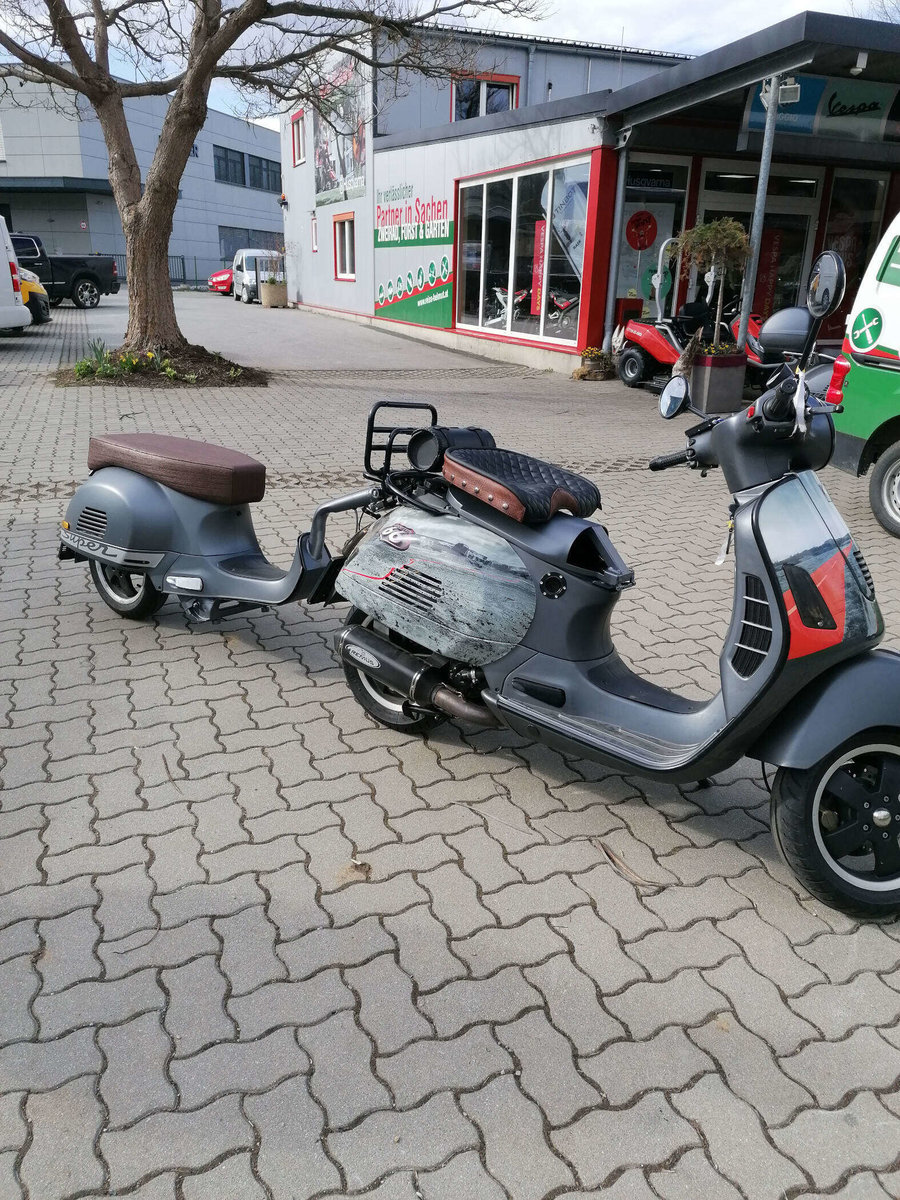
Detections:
[337, 625, 498, 728]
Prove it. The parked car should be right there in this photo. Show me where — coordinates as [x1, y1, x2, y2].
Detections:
[10, 233, 119, 309]
[0, 217, 30, 332]
[828, 210, 900, 537]
[19, 267, 51, 324]
[208, 266, 233, 296]
[232, 248, 281, 304]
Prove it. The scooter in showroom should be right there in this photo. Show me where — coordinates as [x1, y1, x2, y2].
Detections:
[59, 252, 900, 914]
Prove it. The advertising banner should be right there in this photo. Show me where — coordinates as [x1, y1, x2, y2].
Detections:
[530, 220, 546, 316]
[616, 202, 675, 301]
[743, 75, 899, 142]
[313, 55, 367, 207]
[753, 228, 783, 319]
[374, 181, 454, 327]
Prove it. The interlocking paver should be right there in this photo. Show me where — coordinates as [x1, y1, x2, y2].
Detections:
[180, 1152, 267, 1200]
[245, 1074, 341, 1198]
[689, 1014, 812, 1125]
[418, 1149, 507, 1200]
[552, 1091, 700, 1188]
[703, 956, 819, 1055]
[0, 1093, 25, 1151]
[780, 1026, 900, 1107]
[377, 1024, 512, 1108]
[571, 864, 663, 940]
[216, 904, 285, 995]
[99, 1095, 254, 1191]
[717, 909, 826, 995]
[383, 906, 467, 992]
[347, 952, 433, 1052]
[299, 1009, 390, 1125]
[772, 1092, 900, 1190]
[648, 1148, 744, 1200]
[0, 957, 39, 1043]
[98, 1011, 176, 1127]
[35, 967, 165, 1038]
[452, 914, 565, 977]
[162, 955, 235, 1055]
[96, 864, 156, 941]
[227, 970, 355, 1038]
[418, 965, 542, 1037]
[624, 918, 737, 980]
[525, 954, 625, 1054]
[169, 1026, 309, 1107]
[21, 1077, 104, 1200]
[580, 1024, 712, 1105]
[328, 1091, 477, 1190]
[0, 1027, 100, 1093]
[796, 926, 900, 983]
[605, 968, 727, 1039]
[99, 918, 219, 978]
[496, 1009, 599, 1124]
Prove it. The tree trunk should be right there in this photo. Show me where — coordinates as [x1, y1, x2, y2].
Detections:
[121, 201, 187, 353]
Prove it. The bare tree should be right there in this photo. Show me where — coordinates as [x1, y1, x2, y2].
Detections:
[0, 0, 537, 354]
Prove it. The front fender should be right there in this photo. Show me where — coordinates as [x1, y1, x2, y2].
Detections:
[748, 648, 900, 769]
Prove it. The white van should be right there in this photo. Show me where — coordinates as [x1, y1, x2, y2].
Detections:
[0, 216, 31, 331]
[232, 248, 281, 305]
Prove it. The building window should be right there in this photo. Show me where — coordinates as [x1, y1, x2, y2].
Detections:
[311, 214, 318, 253]
[219, 226, 283, 262]
[291, 112, 306, 165]
[456, 158, 589, 343]
[214, 145, 245, 186]
[452, 76, 518, 122]
[249, 154, 281, 193]
[334, 215, 355, 280]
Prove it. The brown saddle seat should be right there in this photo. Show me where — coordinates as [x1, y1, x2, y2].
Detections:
[443, 447, 600, 524]
[87, 433, 266, 506]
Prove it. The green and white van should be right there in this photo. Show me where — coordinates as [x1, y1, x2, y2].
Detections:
[830, 210, 900, 536]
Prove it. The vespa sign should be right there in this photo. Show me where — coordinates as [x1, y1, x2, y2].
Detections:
[744, 75, 900, 142]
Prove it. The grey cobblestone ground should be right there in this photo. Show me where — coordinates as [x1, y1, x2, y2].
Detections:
[2, 295, 900, 1197]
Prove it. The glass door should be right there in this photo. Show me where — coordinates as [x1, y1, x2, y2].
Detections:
[820, 170, 888, 340]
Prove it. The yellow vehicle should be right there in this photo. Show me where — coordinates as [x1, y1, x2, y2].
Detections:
[18, 266, 51, 324]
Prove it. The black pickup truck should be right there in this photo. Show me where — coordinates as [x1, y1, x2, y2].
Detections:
[11, 233, 120, 309]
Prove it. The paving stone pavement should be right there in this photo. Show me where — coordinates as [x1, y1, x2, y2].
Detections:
[2, 297, 900, 1198]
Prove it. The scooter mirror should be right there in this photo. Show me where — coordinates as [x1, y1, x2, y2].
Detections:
[659, 374, 689, 420]
[806, 251, 846, 321]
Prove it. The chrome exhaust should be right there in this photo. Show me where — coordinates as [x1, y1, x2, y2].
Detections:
[337, 625, 498, 728]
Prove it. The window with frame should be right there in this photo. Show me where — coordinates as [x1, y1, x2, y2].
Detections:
[249, 154, 281, 193]
[453, 76, 517, 122]
[291, 112, 306, 165]
[214, 145, 246, 186]
[334, 215, 355, 280]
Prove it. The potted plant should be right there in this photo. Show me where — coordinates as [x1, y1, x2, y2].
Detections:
[576, 346, 615, 380]
[260, 273, 288, 309]
[674, 218, 751, 413]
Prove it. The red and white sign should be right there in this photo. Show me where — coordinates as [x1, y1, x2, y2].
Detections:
[531, 220, 546, 316]
[80, 221, 87, 230]
[625, 210, 657, 252]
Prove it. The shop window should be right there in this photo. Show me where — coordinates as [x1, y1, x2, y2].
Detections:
[334, 215, 356, 280]
[457, 185, 484, 326]
[452, 76, 518, 121]
[214, 145, 245, 186]
[249, 155, 281, 193]
[616, 161, 690, 322]
[291, 111, 306, 165]
[483, 178, 514, 327]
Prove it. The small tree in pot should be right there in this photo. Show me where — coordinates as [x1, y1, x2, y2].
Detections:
[674, 218, 752, 411]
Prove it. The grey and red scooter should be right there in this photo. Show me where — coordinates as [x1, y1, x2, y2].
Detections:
[59, 252, 900, 915]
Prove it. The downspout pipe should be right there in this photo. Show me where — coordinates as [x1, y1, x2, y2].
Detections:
[602, 142, 629, 353]
[737, 74, 780, 352]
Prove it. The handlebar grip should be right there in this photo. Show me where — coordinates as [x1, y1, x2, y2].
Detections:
[648, 449, 690, 471]
[762, 381, 797, 422]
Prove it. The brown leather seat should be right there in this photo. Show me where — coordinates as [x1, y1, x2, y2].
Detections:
[87, 433, 266, 506]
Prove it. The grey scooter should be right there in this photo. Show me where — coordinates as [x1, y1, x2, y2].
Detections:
[60, 252, 900, 915]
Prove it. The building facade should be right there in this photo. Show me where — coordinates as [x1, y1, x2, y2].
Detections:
[0, 86, 284, 283]
[281, 13, 900, 368]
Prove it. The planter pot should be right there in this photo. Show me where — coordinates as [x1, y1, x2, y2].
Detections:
[579, 356, 615, 380]
[260, 281, 287, 309]
[690, 352, 747, 413]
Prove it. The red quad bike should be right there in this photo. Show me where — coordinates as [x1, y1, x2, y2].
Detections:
[616, 237, 720, 388]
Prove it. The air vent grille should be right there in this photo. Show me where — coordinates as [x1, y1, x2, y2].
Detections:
[380, 565, 443, 614]
[76, 506, 107, 537]
[732, 574, 773, 679]
[852, 545, 874, 594]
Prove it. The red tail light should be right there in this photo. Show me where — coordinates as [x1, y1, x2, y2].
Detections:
[112, 260, 118, 278]
[9, 260, 20, 294]
[825, 356, 851, 406]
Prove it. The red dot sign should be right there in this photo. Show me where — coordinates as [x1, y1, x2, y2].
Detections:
[626, 210, 657, 251]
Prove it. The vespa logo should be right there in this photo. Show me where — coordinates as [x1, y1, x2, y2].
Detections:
[825, 92, 881, 120]
[347, 645, 381, 670]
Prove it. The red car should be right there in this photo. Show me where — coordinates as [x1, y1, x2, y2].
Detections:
[208, 267, 233, 295]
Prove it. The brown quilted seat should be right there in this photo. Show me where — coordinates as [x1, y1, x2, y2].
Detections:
[87, 433, 266, 506]
[443, 447, 600, 524]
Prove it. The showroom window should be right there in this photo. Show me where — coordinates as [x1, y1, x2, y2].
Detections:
[291, 111, 306, 165]
[456, 157, 589, 342]
[249, 154, 281, 193]
[214, 145, 246, 186]
[452, 75, 518, 121]
[334, 214, 356, 279]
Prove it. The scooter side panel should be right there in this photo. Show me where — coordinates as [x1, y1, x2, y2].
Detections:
[337, 506, 536, 666]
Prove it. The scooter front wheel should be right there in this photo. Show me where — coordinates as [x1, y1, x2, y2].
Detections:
[89, 560, 166, 620]
[770, 729, 900, 916]
[341, 608, 443, 734]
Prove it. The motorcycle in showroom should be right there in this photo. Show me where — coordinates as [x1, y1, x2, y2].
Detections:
[59, 251, 900, 915]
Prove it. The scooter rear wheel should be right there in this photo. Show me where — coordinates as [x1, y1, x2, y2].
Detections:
[341, 608, 443, 734]
[770, 729, 900, 915]
[89, 560, 166, 620]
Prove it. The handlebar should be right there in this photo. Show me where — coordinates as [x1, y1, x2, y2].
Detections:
[762, 378, 798, 423]
[648, 449, 691, 472]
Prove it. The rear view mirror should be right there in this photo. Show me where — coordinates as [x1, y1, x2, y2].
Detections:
[806, 252, 846, 320]
[659, 375, 689, 419]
